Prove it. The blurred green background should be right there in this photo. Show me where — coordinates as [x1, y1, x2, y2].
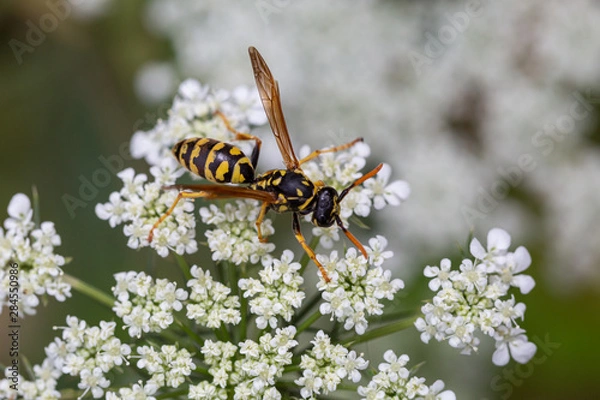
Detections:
[1, 0, 600, 399]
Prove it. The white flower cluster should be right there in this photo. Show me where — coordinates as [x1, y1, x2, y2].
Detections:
[96, 165, 197, 258]
[200, 200, 275, 265]
[112, 271, 188, 338]
[239, 249, 305, 329]
[358, 351, 456, 400]
[191, 326, 298, 399]
[295, 330, 368, 399]
[415, 228, 537, 366]
[0, 193, 70, 316]
[317, 236, 404, 334]
[130, 79, 267, 168]
[106, 381, 158, 400]
[134, 344, 195, 389]
[186, 265, 241, 328]
[0, 316, 131, 399]
[299, 144, 410, 249]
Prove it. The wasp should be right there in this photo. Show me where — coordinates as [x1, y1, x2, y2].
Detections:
[148, 47, 382, 282]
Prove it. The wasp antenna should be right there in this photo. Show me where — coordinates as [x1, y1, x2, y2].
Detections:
[339, 163, 383, 201]
[335, 216, 369, 259]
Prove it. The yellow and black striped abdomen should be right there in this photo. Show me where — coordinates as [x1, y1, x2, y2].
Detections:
[172, 138, 255, 184]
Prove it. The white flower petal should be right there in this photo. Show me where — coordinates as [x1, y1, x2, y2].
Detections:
[488, 228, 511, 252]
[492, 343, 510, 366]
[510, 339, 537, 364]
[469, 238, 486, 260]
[438, 390, 457, 400]
[512, 274, 535, 294]
[513, 246, 532, 273]
[386, 180, 410, 202]
[8, 193, 31, 218]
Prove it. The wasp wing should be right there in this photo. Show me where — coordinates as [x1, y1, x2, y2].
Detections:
[249, 46, 300, 170]
[164, 184, 277, 203]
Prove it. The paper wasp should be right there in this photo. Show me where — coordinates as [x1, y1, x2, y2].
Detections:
[148, 46, 383, 282]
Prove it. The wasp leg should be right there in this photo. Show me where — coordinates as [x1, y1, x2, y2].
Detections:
[147, 191, 207, 243]
[298, 137, 364, 165]
[214, 110, 262, 168]
[335, 215, 368, 259]
[255, 201, 270, 243]
[338, 163, 383, 200]
[292, 213, 331, 282]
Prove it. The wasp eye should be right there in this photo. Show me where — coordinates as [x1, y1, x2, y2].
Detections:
[312, 187, 338, 227]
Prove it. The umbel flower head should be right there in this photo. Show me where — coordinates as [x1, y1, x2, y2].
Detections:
[0, 193, 71, 316]
[358, 351, 456, 400]
[95, 163, 197, 258]
[1, 69, 536, 400]
[415, 228, 537, 366]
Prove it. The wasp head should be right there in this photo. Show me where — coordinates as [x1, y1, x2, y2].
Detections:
[312, 187, 340, 227]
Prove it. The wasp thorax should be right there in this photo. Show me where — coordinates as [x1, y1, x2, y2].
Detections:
[312, 187, 339, 227]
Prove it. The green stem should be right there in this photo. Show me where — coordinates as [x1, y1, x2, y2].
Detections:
[177, 319, 205, 348]
[275, 379, 359, 392]
[238, 273, 248, 343]
[155, 388, 188, 399]
[283, 364, 302, 374]
[335, 383, 360, 391]
[194, 366, 211, 377]
[227, 261, 238, 290]
[340, 313, 418, 347]
[157, 327, 182, 345]
[63, 274, 114, 309]
[330, 320, 342, 341]
[174, 253, 192, 280]
[216, 323, 231, 343]
[295, 309, 322, 335]
[226, 261, 243, 342]
[370, 309, 418, 324]
[31, 185, 40, 228]
[291, 292, 322, 325]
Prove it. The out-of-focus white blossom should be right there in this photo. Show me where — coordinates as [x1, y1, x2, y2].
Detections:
[134, 61, 179, 105]
[70, 0, 113, 19]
